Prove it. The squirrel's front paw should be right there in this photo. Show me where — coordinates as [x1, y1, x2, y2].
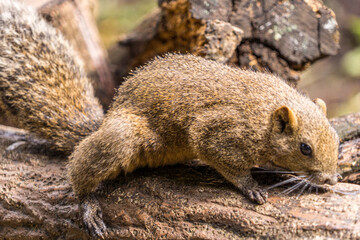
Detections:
[243, 187, 268, 204]
[231, 174, 269, 205]
[81, 194, 108, 239]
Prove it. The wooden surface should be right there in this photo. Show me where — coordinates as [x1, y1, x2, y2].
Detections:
[111, 0, 340, 86]
[0, 113, 359, 239]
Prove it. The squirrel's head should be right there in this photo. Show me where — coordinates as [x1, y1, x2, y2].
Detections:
[269, 98, 339, 186]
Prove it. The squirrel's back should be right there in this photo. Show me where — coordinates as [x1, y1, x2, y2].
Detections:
[0, 0, 104, 153]
[114, 54, 327, 136]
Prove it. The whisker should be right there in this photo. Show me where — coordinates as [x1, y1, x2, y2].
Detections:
[281, 179, 307, 195]
[304, 178, 360, 196]
[308, 185, 313, 193]
[297, 176, 314, 198]
[282, 176, 312, 195]
[252, 170, 306, 174]
[329, 188, 360, 196]
[266, 176, 305, 190]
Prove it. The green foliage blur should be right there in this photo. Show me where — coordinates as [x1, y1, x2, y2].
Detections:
[334, 16, 360, 117]
[97, 0, 157, 48]
[342, 17, 360, 77]
[97, 0, 359, 118]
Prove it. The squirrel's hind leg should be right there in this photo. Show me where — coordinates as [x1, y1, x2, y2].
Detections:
[68, 110, 162, 238]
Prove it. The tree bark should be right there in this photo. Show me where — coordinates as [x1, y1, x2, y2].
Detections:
[110, 0, 339, 86]
[330, 113, 360, 184]
[0, 113, 359, 239]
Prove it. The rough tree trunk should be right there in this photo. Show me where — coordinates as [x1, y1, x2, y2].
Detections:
[0, 113, 359, 239]
[110, 0, 339, 86]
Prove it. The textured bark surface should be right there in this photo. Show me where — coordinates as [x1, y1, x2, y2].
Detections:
[111, 0, 339, 86]
[330, 113, 360, 184]
[25, 0, 115, 108]
[0, 113, 359, 239]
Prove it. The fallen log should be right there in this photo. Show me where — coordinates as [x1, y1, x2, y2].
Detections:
[331, 113, 360, 184]
[0, 113, 359, 239]
[110, 0, 340, 86]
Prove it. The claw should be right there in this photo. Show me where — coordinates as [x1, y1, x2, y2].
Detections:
[245, 188, 268, 205]
[81, 194, 108, 239]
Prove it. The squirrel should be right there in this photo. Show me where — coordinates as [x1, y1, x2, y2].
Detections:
[0, 0, 340, 238]
[0, 0, 104, 154]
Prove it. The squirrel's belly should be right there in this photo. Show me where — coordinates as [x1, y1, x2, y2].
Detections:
[145, 145, 196, 168]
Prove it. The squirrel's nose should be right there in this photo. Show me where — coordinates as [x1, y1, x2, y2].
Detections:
[324, 175, 338, 185]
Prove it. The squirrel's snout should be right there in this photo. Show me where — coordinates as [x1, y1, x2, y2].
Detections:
[324, 176, 338, 185]
[313, 172, 338, 185]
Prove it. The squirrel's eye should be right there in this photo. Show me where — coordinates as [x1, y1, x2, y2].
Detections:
[300, 143, 312, 156]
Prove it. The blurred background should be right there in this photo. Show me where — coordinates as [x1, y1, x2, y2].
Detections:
[298, 0, 360, 118]
[97, 0, 360, 118]
[22, 0, 360, 118]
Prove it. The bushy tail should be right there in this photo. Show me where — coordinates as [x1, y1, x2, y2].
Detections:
[0, 0, 104, 154]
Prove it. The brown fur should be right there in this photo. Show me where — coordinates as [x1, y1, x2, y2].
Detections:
[68, 53, 339, 200]
[0, 0, 104, 154]
[1, 0, 339, 213]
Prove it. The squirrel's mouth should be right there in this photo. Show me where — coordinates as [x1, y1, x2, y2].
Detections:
[252, 166, 341, 195]
[252, 166, 359, 197]
[261, 160, 340, 185]
[310, 171, 340, 186]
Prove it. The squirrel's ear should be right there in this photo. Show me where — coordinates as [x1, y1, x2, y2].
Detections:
[313, 98, 327, 115]
[272, 106, 298, 134]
